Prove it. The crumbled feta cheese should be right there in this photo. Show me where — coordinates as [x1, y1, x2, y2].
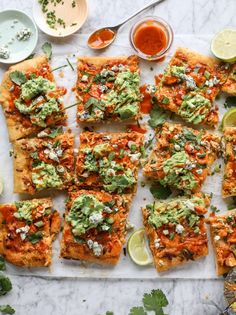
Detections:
[87, 240, 103, 256]
[205, 76, 220, 87]
[183, 200, 195, 211]
[154, 238, 161, 249]
[118, 64, 125, 71]
[102, 135, 111, 141]
[99, 85, 108, 93]
[174, 144, 181, 151]
[129, 152, 141, 162]
[78, 111, 89, 120]
[100, 69, 115, 77]
[125, 221, 135, 231]
[81, 74, 88, 82]
[127, 141, 136, 149]
[104, 206, 113, 214]
[101, 224, 110, 231]
[145, 84, 157, 94]
[181, 74, 197, 90]
[89, 212, 103, 225]
[196, 169, 203, 175]
[0, 46, 10, 59]
[163, 229, 169, 235]
[16, 225, 30, 240]
[16, 28, 32, 41]
[56, 165, 65, 173]
[111, 65, 119, 72]
[214, 235, 220, 241]
[175, 224, 184, 234]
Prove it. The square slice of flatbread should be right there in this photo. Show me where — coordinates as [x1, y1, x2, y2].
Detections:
[142, 193, 210, 273]
[0, 198, 60, 267]
[60, 189, 132, 265]
[0, 56, 67, 141]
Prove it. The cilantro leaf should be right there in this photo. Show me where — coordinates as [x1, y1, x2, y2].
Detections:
[0, 305, 15, 314]
[143, 289, 168, 315]
[224, 96, 236, 108]
[148, 106, 168, 129]
[42, 42, 52, 60]
[150, 182, 172, 200]
[28, 231, 43, 244]
[9, 71, 27, 86]
[0, 273, 12, 296]
[106, 312, 114, 315]
[129, 306, 147, 315]
[0, 256, 6, 271]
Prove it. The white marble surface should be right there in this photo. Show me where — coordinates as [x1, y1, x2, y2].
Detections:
[0, 0, 235, 314]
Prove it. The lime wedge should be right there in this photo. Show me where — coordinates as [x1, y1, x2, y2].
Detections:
[0, 177, 3, 195]
[211, 29, 236, 62]
[222, 108, 236, 130]
[127, 228, 153, 266]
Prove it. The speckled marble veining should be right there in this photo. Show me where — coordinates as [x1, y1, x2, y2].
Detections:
[0, 0, 235, 314]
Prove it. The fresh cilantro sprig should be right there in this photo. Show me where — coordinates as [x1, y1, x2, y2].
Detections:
[150, 182, 172, 200]
[0, 305, 15, 314]
[103, 289, 168, 315]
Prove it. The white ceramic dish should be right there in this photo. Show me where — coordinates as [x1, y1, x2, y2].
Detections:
[33, 0, 88, 38]
[0, 9, 38, 64]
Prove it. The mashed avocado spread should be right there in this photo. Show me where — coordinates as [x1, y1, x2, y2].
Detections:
[32, 161, 62, 190]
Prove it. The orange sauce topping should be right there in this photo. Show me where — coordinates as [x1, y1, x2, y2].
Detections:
[133, 20, 167, 56]
[88, 28, 115, 49]
[140, 85, 152, 114]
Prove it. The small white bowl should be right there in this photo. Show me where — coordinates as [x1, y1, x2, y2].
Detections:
[33, 0, 88, 38]
[0, 9, 38, 64]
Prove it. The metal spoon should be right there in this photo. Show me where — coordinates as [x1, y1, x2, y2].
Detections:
[87, 0, 167, 50]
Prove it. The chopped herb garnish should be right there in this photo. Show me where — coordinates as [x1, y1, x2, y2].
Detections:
[210, 205, 220, 213]
[162, 97, 170, 104]
[42, 42, 52, 60]
[66, 58, 74, 71]
[0, 305, 15, 314]
[0, 257, 6, 271]
[9, 71, 27, 86]
[28, 231, 43, 244]
[0, 273, 12, 296]
[51, 64, 68, 72]
[150, 182, 172, 200]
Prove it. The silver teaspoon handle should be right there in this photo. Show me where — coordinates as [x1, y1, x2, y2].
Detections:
[115, 0, 167, 29]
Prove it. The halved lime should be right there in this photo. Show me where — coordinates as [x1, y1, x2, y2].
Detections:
[127, 228, 153, 266]
[211, 29, 236, 62]
[222, 108, 236, 130]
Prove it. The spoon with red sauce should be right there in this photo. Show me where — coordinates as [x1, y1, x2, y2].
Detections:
[87, 0, 166, 50]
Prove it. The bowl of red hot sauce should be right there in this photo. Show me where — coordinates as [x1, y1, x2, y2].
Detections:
[130, 16, 173, 60]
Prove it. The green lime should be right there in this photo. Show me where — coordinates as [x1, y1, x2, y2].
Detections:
[222, 108, 236, 130]
[211, 29, 236, 62]
[127, 228, 153, 266]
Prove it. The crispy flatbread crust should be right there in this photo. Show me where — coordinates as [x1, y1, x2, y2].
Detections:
[207, 210, 236, 276]
[12, 132, 75, 194]
[0, 198, 60, 267]
[222, 63, 236, 96]
[60, 190, 132, 265]
[222, 127, 236, 197]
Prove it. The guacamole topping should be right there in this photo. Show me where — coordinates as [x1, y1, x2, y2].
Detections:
[147, 196, 205, 229]
[32, 161, 62, 190]
[178, 94, 211, 124]
[21, 76, 55, 101]
[67, 194, 113, 237]
[14, 201, 36, 222]
[170, 65, 186, 78]
[103, 70, 141, 120]
[160, 151, 198, 191]
[32, 98, 60, 127]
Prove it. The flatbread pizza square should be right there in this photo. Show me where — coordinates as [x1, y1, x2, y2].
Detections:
[143, 122, 220, 194]
[221, 63, 236, 96]
[154, 47, 229, 126]
[222, 127, 236, 197]
[142, 193, 210, 273]
[75, 55, 141, 123]
[207, 210, 236, 276]
[75, 131, 144, 194]
[60, 190, 132, 265]
[0, 56, 67, 141]
[13, 130, 74, 194]
[0, 198, 60, 267]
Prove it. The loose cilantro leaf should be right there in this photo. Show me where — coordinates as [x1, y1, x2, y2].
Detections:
[227, 204, 236, 211]
[106, 312, 114, 315]
[0, 256, 6, 271]
[224, 96, 236, 108]
[38, 126, 63, 139]
[0, 305, 15, 314]
[25, 53, 35, 60]
[148, 106, 168, 129]
[9, 71, 27, 86]
[143, 289, 168, 315]
[0, 273, 12, 296]
[150, 182, 172, 200]
[129, 306, 147, 315]
[42, 42, 52, 60]
[28, 231, 43, 244]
